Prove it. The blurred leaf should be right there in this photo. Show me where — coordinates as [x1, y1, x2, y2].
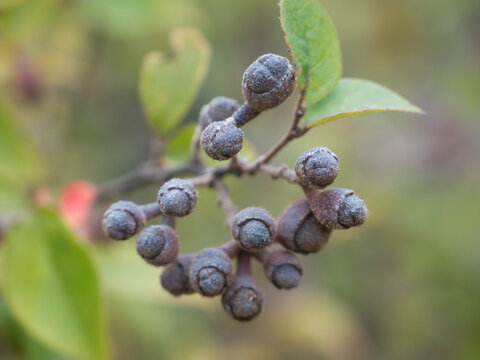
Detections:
[0, 0, 60, 45]
[0, 0, 26, 11]
[0, 295, 72, 360]
[165, 123, 196, 164]
[0, 176, 27, 211]
[75, 0, 207, 39]
[75, 0, 158, 38]
[2, 207, 109, 360]
[237, 138, 258, 162]
[280, 0, 342, 103]
[303, 78, 424, 127]
[0, 98, 44, 184]
[139, 28, 211, 135]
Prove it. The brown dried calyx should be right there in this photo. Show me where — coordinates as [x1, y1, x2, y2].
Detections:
[306, 188, 369, 230]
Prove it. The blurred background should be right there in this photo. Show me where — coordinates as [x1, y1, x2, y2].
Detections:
[0, 0, 479, 359]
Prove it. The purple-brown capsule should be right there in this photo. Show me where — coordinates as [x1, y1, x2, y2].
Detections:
[136, 225, 179, 266]
[232, 207, 277, 251]
[190, 248, 234, 297]
[277, 199, 331, 254]
[157, 179, 198, 217]
[222, 274, 263, 321]
[160, 254, 195, 296]
[102, 201, 146, 240]
[308, 188, 368, 230]
[200, 119, 244, 161]
[199, 96, 239, 130]
[295, 147, 339, 189]
[263, 250, 303, 290]
[242, 54, 296, 112]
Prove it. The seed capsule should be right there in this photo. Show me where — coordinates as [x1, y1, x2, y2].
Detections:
[295, 147, 339, 189]
[136, 225, 179, 266]
[200, 119, 244, 161]
[277, 199, 331, 254]
[199, 96, 239, 130]
[102, 201, 146, 240]
[222, 274, 263, 321]
[190, 248, 234, 297]
[157, 179, 198, 217]
[263, 250, 303, 290]
[160, 254, 195, 296]
[308, 188, 368, 230]
[242, 54, 296, 112]
[232, 207, 277, 251]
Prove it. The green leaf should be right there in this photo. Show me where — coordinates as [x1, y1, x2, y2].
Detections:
[0, 98, 44, 184]
[139, 28, 211, 135]
[165, 123, 196, 164]
[280, 0, 342, 103]
[2, 207, 109, 360]
[303, 78, 424, 127]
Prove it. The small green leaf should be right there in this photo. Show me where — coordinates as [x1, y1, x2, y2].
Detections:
[303, 78, 424, 127]
[280, 0, 342, 103]
[139, 28, 211, 135]
[2, 207, 109, 360]
[0, 98, 45, 184]
[165, 123, 196, 164]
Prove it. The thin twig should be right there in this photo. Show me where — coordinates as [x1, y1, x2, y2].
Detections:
[212, 178, 238, 227]
[236, 250, 251, 276]
[96, 89, 307, 203]
[243, 90, 309, 172]
[161, 215, 176, 229]
[251, 249, 268, 262]
[220, 240, 241, 258]
[189, 124, 204, 165]
[96, 162, 202, 201]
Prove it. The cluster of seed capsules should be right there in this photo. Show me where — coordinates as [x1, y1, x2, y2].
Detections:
[102, 54, 368, 321]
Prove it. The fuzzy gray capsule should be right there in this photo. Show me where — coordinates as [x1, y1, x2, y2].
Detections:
[222, 274, 263, 321]
[309, 188, 368, 230]
[102, 201, 146, 240]
[295, 147, 339, 189]
[136, 225, 179, 266]
[160, 254, 195, 296]
[190, 248, 234, 297]
[232, 207, 277, 251]
[263, 250, 303, 290]
[242, 54, 296, 112]
[200, 119, 244, 161]
[199, 96, 239, 130]
[277, 199, 331, 254]
[157, 179, 198, 217]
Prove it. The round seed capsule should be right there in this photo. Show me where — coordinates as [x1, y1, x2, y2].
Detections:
[190, 248, 234, 297]
[232, 207, 277, 251]
[199, 96, 239, 130]
[277, 199, 331, 254]
[263, 250, 303, 290]
[102, 201, 146, 240]
[160, 254, 195, 296]
[200, 119, 244, 161]
[295, 147, 339, 189]
[309, 188, 368, 230]
[136, 225, 179, 266]
[242, 54, 296, 111]
[157, 179, 198, 217]
[222, 274, 263, 321]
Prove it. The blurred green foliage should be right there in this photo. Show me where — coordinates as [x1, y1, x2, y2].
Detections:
[0, 0, 479, 359]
